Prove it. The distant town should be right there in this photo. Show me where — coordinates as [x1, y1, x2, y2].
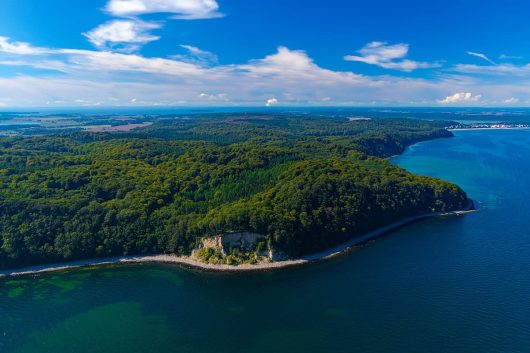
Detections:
[447, 122, 530, 130]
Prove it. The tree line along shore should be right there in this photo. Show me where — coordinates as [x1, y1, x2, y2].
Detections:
[0, 203, 476, 277]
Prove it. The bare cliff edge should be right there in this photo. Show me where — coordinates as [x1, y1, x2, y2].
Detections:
[0, 202, 475, 278]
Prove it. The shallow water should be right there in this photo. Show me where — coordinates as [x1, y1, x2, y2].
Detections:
[2, 129, 530, 353]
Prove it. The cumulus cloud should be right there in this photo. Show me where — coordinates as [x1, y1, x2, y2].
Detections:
[198, 92, 228, 100]
[105, 0, 223, 19]
[504, 97, 519, 104]
[83, 1, 223, 52]
[83, 20, 161, 50]
[438, 92, 482, 104]
[266, 98, 279, 106]
[0, 36, 47, 55]
[241, 46, 367, 88]
[243, 46, 317, 75]
[0, 43, 478, 107]
[344, 41, 440, 72]
[467, 51, 496, 65]
[2, 35, 530, 108]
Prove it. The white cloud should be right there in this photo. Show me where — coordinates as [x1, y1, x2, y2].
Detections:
[0, 36, 47, 55]
[59, 49, 206, 76]
[83, 20, 161, 50]
[467, 51, 496, 65]
[181, 45, 217, 60]
[438, 92, 482, 104]
[0, 45, 467, 106]
[344, 41, 440, 72]
[452, 63, 530, 77]
[241, 46, 366, 88]
[198, 92, 228, 100]
[266, 98, 279, 106]
[172, 45, 218, 66]
[499, 54, 523, 60]
[83, 1, 223, 52]
[0, 59, 69, 73]
[243, 46, 317, 75]
[504, 97, 519, 104]
[105, 0, 223, 19]
[2, 35, 530, 107]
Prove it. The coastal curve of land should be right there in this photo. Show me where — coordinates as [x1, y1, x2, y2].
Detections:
[0, 204, 475, 278]
[0, 115, 472, 274]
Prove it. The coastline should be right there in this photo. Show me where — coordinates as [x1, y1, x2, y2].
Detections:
[0, 205, 476, 278]
[448, 127, 530, 131]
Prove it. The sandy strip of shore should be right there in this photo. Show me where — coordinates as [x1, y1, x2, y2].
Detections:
[0, 208, 476, 278]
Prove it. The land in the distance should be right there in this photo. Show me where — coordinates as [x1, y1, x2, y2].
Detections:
[0, 113, 471, 272]
[447, 122, 530, 130]
[2, 108, 530, 137]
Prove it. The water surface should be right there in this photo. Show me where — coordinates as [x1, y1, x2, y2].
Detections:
[2, 129, 530, 353]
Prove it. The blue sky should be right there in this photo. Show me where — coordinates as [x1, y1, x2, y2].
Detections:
[0, 0, 529, 108]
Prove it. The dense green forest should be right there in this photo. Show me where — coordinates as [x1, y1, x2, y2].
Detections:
[0, 115, 468, 269]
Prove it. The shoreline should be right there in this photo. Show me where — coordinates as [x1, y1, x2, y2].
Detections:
[0, 205, 476, 278]
[448, 127, 530, 131]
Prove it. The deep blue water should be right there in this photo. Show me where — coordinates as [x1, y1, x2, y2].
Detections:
[1, 129, 530, 353]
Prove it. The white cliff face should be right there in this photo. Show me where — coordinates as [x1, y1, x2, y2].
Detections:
[199, 236, 224, 251]
[220, 232, 266, 252]
[196, 232, 265, 254]
[194, 232, 285, 261]
[269, 249, 289, 262]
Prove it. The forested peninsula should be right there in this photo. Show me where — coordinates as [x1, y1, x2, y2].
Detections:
[0, 115, 470, 270]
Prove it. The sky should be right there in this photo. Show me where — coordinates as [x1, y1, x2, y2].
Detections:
[0, 0, 530, 108]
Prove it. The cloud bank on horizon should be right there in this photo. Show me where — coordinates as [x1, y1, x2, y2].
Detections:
[0, 0, 529, 108]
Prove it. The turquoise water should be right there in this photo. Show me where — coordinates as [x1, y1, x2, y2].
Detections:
[2, 129, 530, 353]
